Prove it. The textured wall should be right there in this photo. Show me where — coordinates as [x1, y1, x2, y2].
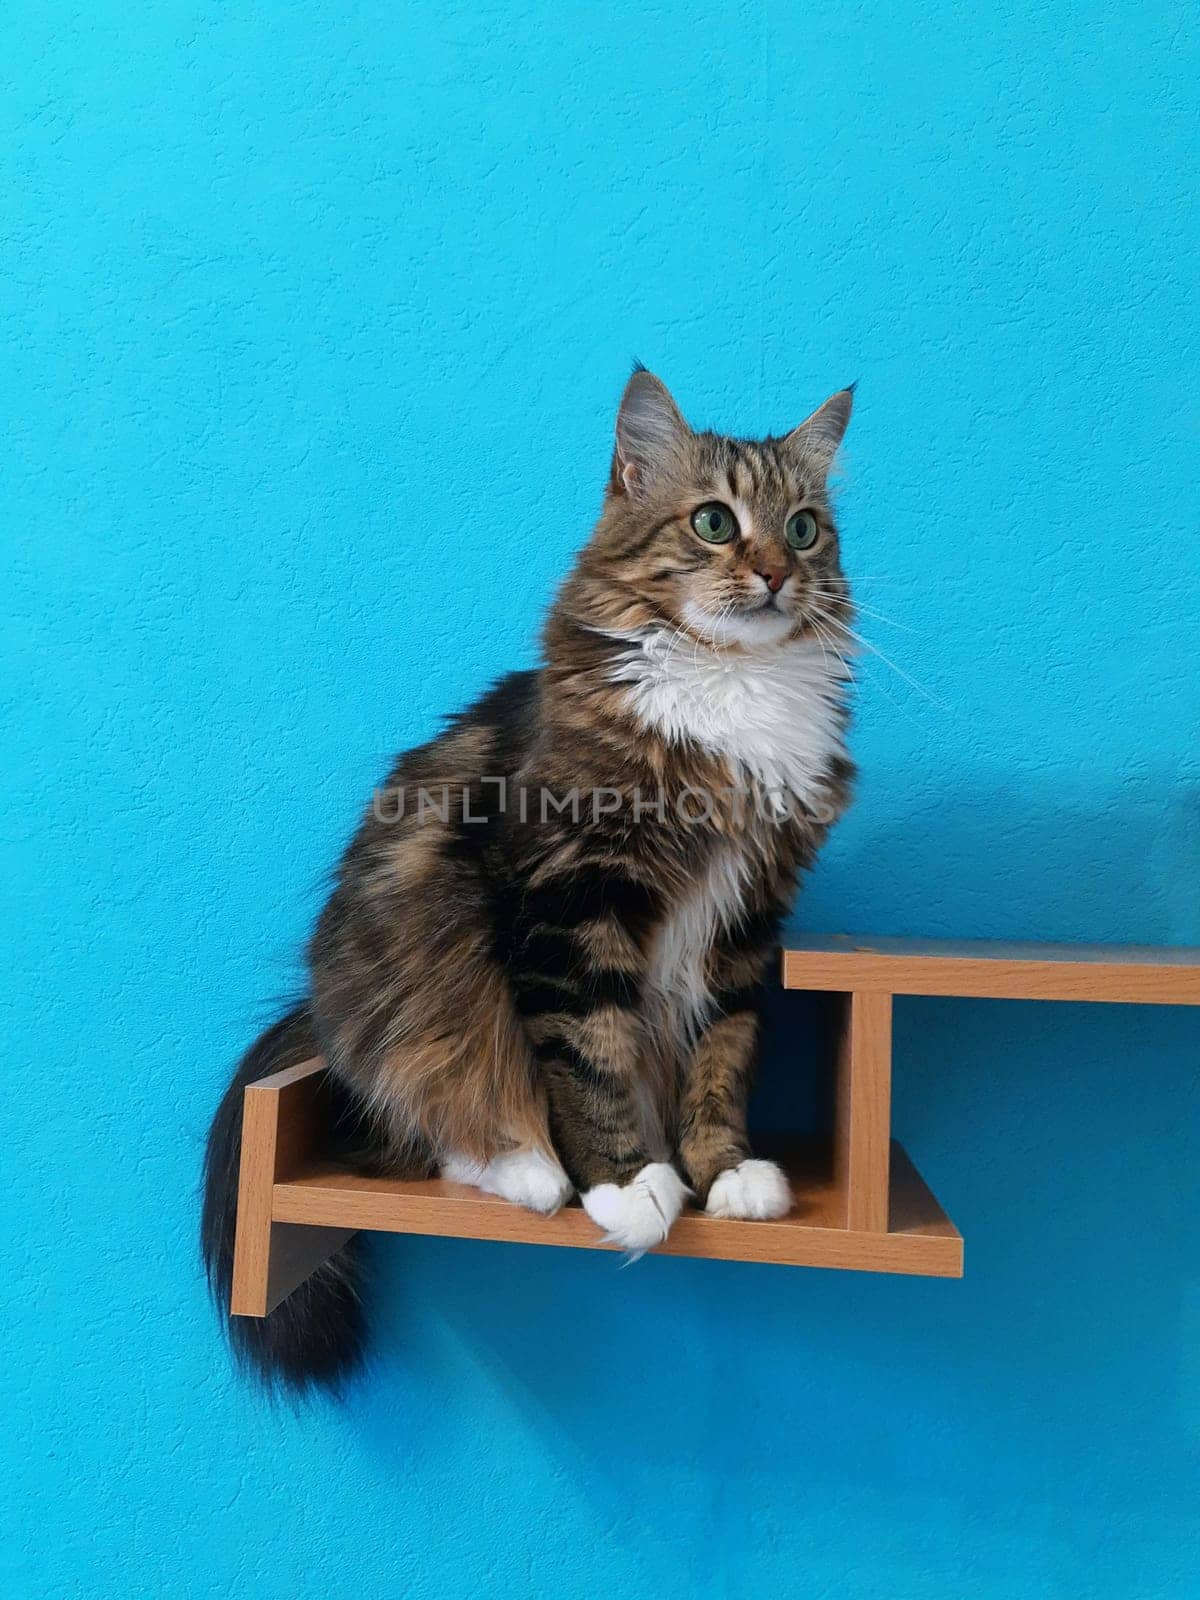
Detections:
[4, 3, 1198, 1596]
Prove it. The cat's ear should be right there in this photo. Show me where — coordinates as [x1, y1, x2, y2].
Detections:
[611, 368, 692, 495]
[784, 386, 854, 464]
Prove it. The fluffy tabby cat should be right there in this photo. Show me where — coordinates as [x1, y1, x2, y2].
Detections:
[202, 369, 856, 1391]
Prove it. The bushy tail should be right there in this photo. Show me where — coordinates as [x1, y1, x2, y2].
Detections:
[201, 1003, 374, 1395]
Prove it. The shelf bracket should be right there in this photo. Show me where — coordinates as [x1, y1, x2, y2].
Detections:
[230, 1056, 356, 1317]
[834, 989, 894, 1233]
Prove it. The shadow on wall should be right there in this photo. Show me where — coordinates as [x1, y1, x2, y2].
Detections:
[323, 780, 1198, 1591]
[757, 766, 1200, 1131]
[339, 998, 1196, 1593]
[807, 764, 1200, 945]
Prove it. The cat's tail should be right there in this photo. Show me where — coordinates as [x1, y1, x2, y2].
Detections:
[200, 1002, 373, 1396]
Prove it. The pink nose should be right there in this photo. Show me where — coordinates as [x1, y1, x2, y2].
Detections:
[756, 566, 786, 594]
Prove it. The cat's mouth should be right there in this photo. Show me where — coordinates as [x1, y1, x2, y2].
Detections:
[739, 593, 797, 624]
[681, 596, 795, 648]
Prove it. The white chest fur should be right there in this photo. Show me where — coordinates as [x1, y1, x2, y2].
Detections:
[611, 628, 850, 809]
[645, 841, 748, 1041]
[613, 628, 850, 1050]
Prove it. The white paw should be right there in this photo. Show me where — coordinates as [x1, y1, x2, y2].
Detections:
[440, 1153, 485, 1186]
[483, 1148, 574, 1213]
[441, 1148, 573, 1214]
[705, 1159, 792, 1220]
[582, 1162, 689, 1255]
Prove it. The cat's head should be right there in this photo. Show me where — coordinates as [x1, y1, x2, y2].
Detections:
[570, 368, 853, 651]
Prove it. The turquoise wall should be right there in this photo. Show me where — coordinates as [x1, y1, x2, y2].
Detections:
[4, 3, 1198, 1596]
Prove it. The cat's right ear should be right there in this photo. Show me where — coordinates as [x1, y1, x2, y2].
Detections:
[611, 368, 692, 496]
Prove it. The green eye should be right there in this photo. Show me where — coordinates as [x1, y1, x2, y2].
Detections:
[691, 502, 738, 543]
[785, 510, 819, 551]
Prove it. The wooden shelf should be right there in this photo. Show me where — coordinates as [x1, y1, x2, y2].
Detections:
[273, 1139, 962, 1278]
[230, 937, 1198, 1320]
[781, 933, 1200, 1004]
[230, 1054, 963, 1317]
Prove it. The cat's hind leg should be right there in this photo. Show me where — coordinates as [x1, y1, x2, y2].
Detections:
[440, 1146, 573, 1214]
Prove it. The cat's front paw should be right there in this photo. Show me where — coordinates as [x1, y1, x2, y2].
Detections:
[705, 1159, 791, 1220]
[582, 1162, 689, 1255]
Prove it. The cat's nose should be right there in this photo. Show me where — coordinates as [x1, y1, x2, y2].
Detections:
[756, 565, 787, 594]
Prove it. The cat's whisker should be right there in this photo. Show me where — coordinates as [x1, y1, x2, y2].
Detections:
[710, 598, 740, 656]
[808, 613, 856, 685]
[693, 601, 730, 666]
[828, 620, 948, 710]
[807, 589, 918, 634]
[811, 609, 921, 724]
[806, 616, 842, 683]
[656, 610, 697, 675]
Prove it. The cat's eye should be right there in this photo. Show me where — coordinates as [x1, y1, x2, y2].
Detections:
[691, 503, 738, 544]
[785, 510, 819, 551]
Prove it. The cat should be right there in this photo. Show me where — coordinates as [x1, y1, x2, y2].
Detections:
[202, 368, 856, 1391]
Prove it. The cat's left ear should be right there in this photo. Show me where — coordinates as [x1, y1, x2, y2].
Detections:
[784, 386, 854, 464]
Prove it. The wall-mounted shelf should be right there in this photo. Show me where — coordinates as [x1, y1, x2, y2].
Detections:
[780, 934, 1200, 1005]
[230, 936, 1200, 1318]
